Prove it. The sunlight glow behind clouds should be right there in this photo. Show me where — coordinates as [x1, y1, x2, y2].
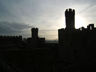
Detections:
[75, 15, 87, 28]
[0, 0, 96, 40]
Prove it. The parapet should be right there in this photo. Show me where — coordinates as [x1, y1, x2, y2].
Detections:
[87, 24, 94, 30]
[31, 28, 38, 32]
[65, 8, 75, 16]
[0, 35, 22, 40]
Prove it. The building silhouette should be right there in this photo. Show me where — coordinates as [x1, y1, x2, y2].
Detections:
[0, 35, 23, 49]
[0, 8, 96, 72]
[65, 8, 75, 30]
[27, 28, 45, 48]
[31, 28, 38, 39]
[58, 8, 96, 72]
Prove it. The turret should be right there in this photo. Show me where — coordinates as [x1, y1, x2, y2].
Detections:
[31, 28, 38, 39]
[65, 8, 75, 30]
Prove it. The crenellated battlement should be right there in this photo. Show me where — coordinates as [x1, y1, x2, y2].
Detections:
[65, 8, 75, 30]
[65, 8, 75, 17]
[0, 35, 22, 40]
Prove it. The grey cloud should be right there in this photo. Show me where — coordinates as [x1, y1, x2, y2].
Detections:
[0, 0, 96, 39]
[0, 21, 33, 35]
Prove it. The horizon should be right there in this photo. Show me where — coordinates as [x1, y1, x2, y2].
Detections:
[0, 0, 96, 40]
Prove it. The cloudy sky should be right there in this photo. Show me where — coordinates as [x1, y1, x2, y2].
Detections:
[0, 0, 96, 40]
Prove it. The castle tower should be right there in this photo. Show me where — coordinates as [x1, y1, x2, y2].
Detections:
[65, 8, 75, 30]
[31, 28, 38, 39]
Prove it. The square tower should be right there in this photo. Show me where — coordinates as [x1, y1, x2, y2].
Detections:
[65, 8, 75, 30]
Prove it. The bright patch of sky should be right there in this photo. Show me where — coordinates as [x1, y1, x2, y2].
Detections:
[0, 0, 96, 40]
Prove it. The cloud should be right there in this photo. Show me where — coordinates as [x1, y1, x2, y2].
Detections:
[0, 21, 33, 35]
[0, 0, 96, 39]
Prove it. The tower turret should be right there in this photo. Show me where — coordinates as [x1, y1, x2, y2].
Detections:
[31, 28, 38, 39]
[65, 8, 75, 30]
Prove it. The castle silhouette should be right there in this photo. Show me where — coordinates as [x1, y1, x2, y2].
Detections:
[58, 8, 96, 72]
[0, 8, 96, 72]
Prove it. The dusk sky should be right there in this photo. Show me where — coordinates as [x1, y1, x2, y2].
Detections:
[0, 0, 96, 40]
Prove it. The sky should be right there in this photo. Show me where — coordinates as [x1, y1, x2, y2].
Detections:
[0, 0, 96, 40]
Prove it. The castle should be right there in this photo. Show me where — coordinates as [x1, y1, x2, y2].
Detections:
[58, 8, 96, 72]
[0, 8, 96, 72]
